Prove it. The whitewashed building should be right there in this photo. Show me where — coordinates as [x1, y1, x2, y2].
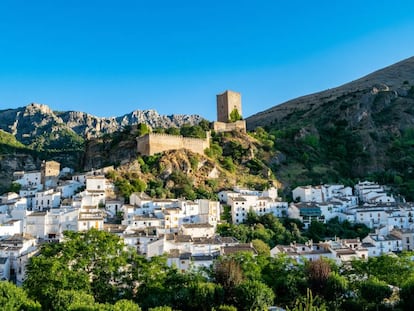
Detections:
[362, 233, 402, 256]
[15, 171, 42, 189]
[32, 189, 61, 211]
[0, 234, 38, 285]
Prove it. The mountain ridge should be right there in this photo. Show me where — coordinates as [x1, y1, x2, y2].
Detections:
[0, 103, 204, 143]
[246, 56, 414, 129]
[246, 55, 414, 198]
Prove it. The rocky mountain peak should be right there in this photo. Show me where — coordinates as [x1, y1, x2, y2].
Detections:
[0, 103, 205, 146]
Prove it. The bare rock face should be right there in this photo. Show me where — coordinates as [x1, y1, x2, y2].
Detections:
[0, 104, 204, 145]
[0, 153, 40, 193]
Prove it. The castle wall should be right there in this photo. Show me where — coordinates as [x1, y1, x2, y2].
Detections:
[217, 90, 242, 122]
[213, 120, 246, 133]
[137, 133, 210, 156]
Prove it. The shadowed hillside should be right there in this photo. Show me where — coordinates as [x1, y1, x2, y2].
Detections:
[247, 56, 414, 198]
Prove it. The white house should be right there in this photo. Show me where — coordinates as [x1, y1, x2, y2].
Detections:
[362, 233, 403, 256]
[0, 234, 38, 285]
[15, 171, 42, 189]
[355, 181, 395, 204]
[32, 189, 61, 211]
[270, 241, 336, 263]
[72, 173, 87, 185]
[354, 207, 389, 229]
[78, 206, 105, 231]
[46, 208, 79, 240]
[197, 199, 221, 227]
[57, 180, 83, 198]
[0, 220, 22, 237]
[180, 223, 215, 238]
[105, 199, 123, 217]
[25, 212, 47, 239]
[292, 186, 323, 203]
[390, 228, 414, 251]
[292, 184, 356, 204]
[288, 202, 324, 229]
[19, 188, 38, 208]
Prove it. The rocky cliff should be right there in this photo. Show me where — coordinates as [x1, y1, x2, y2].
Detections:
[0, 103, 204, 145]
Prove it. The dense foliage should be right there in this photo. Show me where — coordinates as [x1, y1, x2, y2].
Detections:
[0, 227, 409, 310]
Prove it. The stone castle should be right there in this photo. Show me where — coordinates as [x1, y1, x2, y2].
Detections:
[213, 90, 246, 133]
[136, 132, 210, 156]
[137, 90, 245, 156]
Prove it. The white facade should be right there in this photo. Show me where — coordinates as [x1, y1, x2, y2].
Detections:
[16, 171, 42, 189]
[354, 208, 389, 229]
[292, 186, 323, 203]
[362, 233, 402, 256]
[57, 180, 83, 198]
[105, 199, 123, 216]
[46, 208, 79, 240]
[33, 189, 61, 211]
[292, 184, 356, 204]
[355, 181, 395, 204]
[72, 174, 87, 185]
[19, 188, 37, 208]
[78, 207, 104, 231]
[197, 199, 220, 227]
[86, 176, 108, 191]
[0, 234, 38, 285]
[0, 220, 22, 237]
[180, 223, 215, 238]
[26, 212, 47, 238]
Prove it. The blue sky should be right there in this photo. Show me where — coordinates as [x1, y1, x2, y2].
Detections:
[1, 0, 414, 120]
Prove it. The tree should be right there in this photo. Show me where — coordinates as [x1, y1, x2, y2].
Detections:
[306, 258, 331, 295]
[214, 257, 244, 290]
[213, 257, 244, 305]
[0, 281, 41, 310]
[229, 108, 242, 122]
[212, 306, 237, 311]
[113, 299, 142, 311]
[252, 239, 270, 256]
[7, 182, 21, 194]
[287, 289, 327, 311]
[148, 307, 172, 311]
[186, 282, 224, 311]
[359, 277, 392, 311]
[24, 229, 134, 307]
[400, 277, 414, 311]
[261, 254, 307, 308]
[221, 157, 236, 173]
[53, 289, 96, 311]
[234, 280, 274, 311]
[136, 123, 151, 137]
[324, 272, 348, 311]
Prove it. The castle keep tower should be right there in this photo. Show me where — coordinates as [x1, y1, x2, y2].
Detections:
[213, 90, 246, 133]
[216, 90, 242, 122]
